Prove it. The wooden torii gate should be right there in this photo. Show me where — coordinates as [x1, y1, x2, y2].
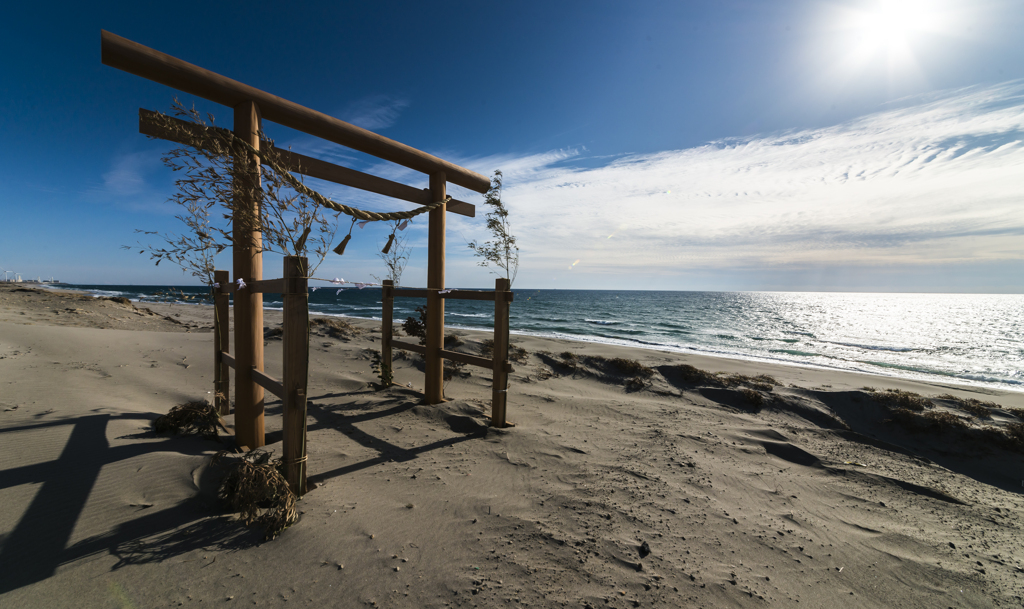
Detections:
[101, 31, 493, 453]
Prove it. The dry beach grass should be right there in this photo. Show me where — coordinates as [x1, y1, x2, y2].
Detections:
[1, 284, 1023, 607]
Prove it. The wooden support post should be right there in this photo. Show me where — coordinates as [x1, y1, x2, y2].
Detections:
[213, 269, 230, 415]
[491, 278, 511, 427]
[232, 100, 265, 450]
[282, 256, 309, 496]
[382, 280, 394, 380]
[424, 171, 446, 404]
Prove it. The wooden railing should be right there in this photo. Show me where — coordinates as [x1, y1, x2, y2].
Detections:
[212, 256, 310, 495]
[381, 278, 514, 427]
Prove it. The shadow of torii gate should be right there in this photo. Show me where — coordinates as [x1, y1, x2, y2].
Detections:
[101, 31, 493, 453]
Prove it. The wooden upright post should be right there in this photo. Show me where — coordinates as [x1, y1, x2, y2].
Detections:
[232, 100, 265, 449]
[424, 171, 446, 404]
[382, 280, 394, 378]
[282, 256, 309, 496]
[213, 269, 230, 415]
[491, 278, 511, 427]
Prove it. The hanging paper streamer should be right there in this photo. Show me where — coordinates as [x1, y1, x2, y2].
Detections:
[236, 278, 247, 290]
[438, 289, 454, 295]
[311, 287, 317, 292]
[358, 220, 371, 229]
[331, 278, 345, 285]
[397, 220, 409, 231]
[382, 233, 395, 254]
[336, 289, 343, 295]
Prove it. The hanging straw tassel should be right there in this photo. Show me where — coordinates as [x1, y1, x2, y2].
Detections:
[382, 233, 395, 254]
[333, 234, 351, 256]
[334, 218, 357, 256]
[293, 226, 311, 254]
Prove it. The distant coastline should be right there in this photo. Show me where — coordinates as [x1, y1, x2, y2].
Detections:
[52, 283, 1024, 395]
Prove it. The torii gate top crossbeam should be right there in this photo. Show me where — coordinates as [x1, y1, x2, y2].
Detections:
[101, 30, 490, 194]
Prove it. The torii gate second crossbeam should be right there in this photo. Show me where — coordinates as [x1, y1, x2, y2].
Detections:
[101, 31, 491, 450]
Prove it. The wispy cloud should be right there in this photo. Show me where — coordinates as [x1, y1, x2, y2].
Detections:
[272, 94, 411, 169]
[460, 81, 1024, 284]
[99, 151, 161, 197]
[85, 149, 175, 214]
[340, 94, 410, 131]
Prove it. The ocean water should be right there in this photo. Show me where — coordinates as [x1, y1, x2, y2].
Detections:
[61, 284, 1023, 393]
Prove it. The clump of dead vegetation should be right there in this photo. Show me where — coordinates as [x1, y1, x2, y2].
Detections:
[867, 388, 933, 412]
[1004, 422, 1024, 450]
[481, 339, 529, 364]
[310, 317, 360, 340]
[887, 407, 970, 431]
[402, 306, 427, 344]
[398, 307, 468, 350]
[213, 448, 297, 540]
[664, 364, 778, 392]
[153, 399, 220, 436]
[1008, 407, 1024, 420]
[871, 390, 1024, 452]
[740, 388, 764, 406]
[722, 373, 778, 392]
[443, 359, 468, 383]
[559, 351, 580, 370]
[551, 352, 654, 389]
[935, 393, 997, 418]
[607, 357, 655, 378]
[671, 364, 721, 385]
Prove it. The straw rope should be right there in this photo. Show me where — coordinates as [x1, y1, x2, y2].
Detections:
[217, 121, 450, 222]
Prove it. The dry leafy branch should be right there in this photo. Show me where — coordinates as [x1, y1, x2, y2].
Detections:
[371, 219, 412, 287]
[127, 99, 341, 282]
[467, 170, 519, 286]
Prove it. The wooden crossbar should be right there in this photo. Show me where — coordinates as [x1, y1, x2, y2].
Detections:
[251, 367, 284, 399]
[102, 31, 490, 193]
[444, 290, 515, 302]
[220, 351, 236, 369]
[392, 288, 430, 298]
[391, 288, 514, 302]
[392, 340, 427, 355]
[139, 109, 475, 218]
[439, 348, 513, 373]
[215, 278, 308, 294]
[249, 278, 286, 293]
[382, 277, 514, 426]
[391, 343, 512, 372]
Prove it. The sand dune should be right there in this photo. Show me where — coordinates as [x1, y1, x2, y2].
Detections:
[1, 285, 1022, 608]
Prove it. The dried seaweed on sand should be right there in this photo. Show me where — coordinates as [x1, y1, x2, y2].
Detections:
[153, 399, 220, 436]
[213, 448, 297, 540]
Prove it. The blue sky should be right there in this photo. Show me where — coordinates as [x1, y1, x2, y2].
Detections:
[2, 0, 1022, 291]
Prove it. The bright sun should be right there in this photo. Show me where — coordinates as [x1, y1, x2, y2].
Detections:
[846, 0, 945, 65]
[861, 3, 917, 46]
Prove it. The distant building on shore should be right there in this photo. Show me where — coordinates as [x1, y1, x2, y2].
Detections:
[3, 276, 61, 284]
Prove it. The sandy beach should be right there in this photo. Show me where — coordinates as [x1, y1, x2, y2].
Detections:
[1, 284, 1022, 608]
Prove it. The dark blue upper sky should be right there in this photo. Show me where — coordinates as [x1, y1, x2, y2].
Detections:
[2, 0, 1023, 290]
